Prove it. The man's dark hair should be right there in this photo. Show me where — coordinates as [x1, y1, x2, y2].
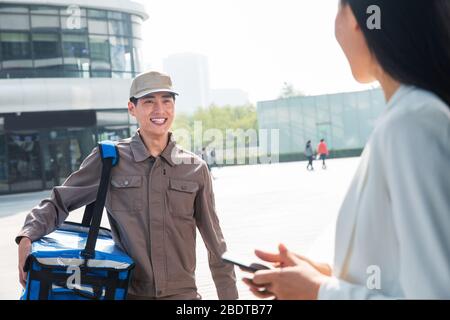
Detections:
[340, 0, 450, 107]
[320, 139, 324, 142]
[129, 97, 138, 106]
[129, 93, 176, 106]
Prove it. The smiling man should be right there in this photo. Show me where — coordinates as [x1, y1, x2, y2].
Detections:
[16, 71, 239, 300]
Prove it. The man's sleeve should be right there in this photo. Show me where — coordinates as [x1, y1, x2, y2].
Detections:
[15, 146, 103, 244]
[194, 163, 239, 300]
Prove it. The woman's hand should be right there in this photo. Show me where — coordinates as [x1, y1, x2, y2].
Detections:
[255, 243, 332, 276]
[242, 243, 332, 300]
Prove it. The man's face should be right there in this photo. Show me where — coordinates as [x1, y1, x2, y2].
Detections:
[128, 92, 175, 138]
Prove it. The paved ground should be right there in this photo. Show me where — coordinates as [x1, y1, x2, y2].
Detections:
[0, 157, 359, 300]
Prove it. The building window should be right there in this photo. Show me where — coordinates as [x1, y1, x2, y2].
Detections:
[63, 33, 89, 59]
[110, 36, 132, 72]
[132, 38, 143, 73]
[108, 11, 127, 20]
[97, 126, 130, 141]
[33, 33, 61, 60]
[7, 132, 42, 192]
[0, 5, 29, 14]
[63, 33, 90, 77]
[88, 19, 108, 34]
[89, 35, 111, 72]
[108, 19, 131, 36]
[30, 6, 58, 15]
[132, 22, 142, 39]
[0, 32, 33, 78]
[0, 4, 144, 79]
[0, 14, 30, 30]
[31, 15, 60, 32]
[32, 32, 63, 76]
[87, 9, 107, 19]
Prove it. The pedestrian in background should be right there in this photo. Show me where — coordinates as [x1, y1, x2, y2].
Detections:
[210, 148, 217, 168]
[304, 140, 314, 171]
[201, 147, 211, 172]
[317, 139, 329, 169]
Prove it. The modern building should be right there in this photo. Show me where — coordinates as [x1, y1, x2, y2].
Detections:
[0, 0, 148, 194]
[163, 52, 211, 114]
[257, 88, 385, 161]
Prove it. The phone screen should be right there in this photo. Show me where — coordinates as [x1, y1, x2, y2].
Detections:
[221, 253, 271, 272]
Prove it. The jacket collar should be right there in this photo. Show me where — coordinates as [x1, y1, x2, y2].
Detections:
[130, 130, 177, 166]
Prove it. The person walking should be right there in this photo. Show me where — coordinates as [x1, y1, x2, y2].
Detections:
[210, 148, 217, 168]
[317, 139, 329, 169]
[201, 147, 211, 172]
[304, 140, 314, 171]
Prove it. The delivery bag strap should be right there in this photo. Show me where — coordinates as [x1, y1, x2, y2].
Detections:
[81, 141, 119, 260]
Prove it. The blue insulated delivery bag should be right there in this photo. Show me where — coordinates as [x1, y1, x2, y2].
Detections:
[21, 141, 135, 300]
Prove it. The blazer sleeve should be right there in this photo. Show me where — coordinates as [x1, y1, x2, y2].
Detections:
[320, 105, 450, 299]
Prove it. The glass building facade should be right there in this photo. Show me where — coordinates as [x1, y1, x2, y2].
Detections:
[257, 88, 385, 159]
[0, 1, 145, 194]
[0, 110, 138, 194]
[0, 3, 144, 79]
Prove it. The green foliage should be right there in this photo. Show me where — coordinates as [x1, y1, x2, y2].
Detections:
[172, 104, 259, 150]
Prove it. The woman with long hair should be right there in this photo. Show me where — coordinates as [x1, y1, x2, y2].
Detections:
[244, 0, 450, 299]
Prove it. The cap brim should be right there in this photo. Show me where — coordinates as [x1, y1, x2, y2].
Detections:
[133, 89, 179, 99]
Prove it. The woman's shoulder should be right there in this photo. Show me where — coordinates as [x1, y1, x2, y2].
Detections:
[379, 86, 448, 129]
[388, 86, 449, 120]
[372, 86, 450, 149]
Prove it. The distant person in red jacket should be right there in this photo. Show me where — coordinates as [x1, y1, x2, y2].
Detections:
[317, 139, 329, 169]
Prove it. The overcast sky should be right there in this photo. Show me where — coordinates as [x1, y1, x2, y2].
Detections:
[135, 0, 377, 103]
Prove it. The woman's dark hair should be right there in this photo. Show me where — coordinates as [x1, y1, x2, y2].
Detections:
[341, 0, 450, 107]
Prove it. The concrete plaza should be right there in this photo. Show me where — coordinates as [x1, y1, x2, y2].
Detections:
[0, 157, 359, 300]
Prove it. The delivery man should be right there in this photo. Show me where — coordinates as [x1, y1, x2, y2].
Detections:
[16, 71, 238, 300]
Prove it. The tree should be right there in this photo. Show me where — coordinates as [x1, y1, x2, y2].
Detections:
[279, 82, 305, 98]
[172, 104, 258, 150]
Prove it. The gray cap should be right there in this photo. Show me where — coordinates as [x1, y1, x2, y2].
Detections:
[129, 71, 178, 99]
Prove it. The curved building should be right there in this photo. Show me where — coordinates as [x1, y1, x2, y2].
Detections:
[0, 0, 148, 194]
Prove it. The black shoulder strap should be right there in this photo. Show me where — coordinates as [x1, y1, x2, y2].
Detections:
[81, 141, 119, 260]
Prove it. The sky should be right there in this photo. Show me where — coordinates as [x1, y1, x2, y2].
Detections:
[135, 0, 377, 103]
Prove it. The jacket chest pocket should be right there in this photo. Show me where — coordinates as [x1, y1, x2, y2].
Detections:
[166, 179, 199, 216]
[110, 176, 143, 212]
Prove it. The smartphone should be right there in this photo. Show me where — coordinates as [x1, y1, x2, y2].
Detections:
[221, 252, 272, 273]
